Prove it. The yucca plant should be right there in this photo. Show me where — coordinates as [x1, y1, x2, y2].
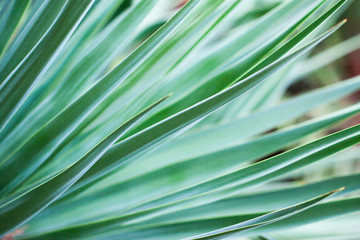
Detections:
[0, 0, 359, 239]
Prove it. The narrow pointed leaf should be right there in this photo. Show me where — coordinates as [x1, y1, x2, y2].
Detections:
[0, 0, 200, 197]
[43, 103, 360, 228]
[186, 189, 342, 240]
[0, 0, 94, 130]
[0, 0, 30, 57]
[0, 95, 168, 237]
[0, 0, 67, 82]
[72, 20, 345, 192]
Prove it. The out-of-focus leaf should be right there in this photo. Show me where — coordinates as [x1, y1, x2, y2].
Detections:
[0, 0, 30, 57]
[143, 174, 360, 225]
[22, 189, 342, 239]
[301, 33, 360, 76]
[94, 197, 360, 240]
[136, 0, 345, 131]
[70, 20, 345, 194]
[35, 103, 359, 229]
[0, 95, 168, 237]
[113, 124, 359, 224]
[185, 189, 341, 240]
[131, 76, 360, 175]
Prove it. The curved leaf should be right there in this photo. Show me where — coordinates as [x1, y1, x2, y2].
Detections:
[186, 188, 342, 240]
[0, 0, 200, 197]
[0, 0, 66, 82]
[0, 0, 94, 130]
[39, 103, 359, 229]
[72, 20, 346, 193]
[0, 0, 30, 57]
[0, 95, 168, 237]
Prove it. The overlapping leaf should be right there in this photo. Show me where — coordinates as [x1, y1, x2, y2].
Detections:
[0, 0, 359, 239]
[0, 0, 94, 131]
[0, 95, 168, 237]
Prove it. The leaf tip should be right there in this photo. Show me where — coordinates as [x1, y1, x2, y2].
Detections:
[332, 186, 346, 194]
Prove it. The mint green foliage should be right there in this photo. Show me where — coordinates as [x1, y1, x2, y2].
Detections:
[0, 0, 359, 239]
